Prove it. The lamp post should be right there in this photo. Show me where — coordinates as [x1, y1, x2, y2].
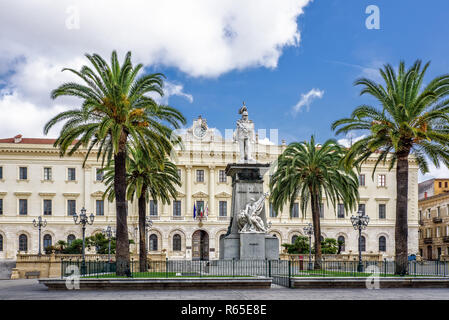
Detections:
[102, 226, 115, 263]
[73, 207, 94, 275]
[145, 217, 153, 252]
[350, 210, 370, 272]
[32, 216, 47, 256]
[303, 223, 313, 270]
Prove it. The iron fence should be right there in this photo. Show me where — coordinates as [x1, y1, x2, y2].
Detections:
[60, 258, 449, 285]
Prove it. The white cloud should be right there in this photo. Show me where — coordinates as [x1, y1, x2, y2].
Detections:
[0, 0, 312, 138]
[337, 133, 367, 148]
[292, 88, 324, 114]
[419, 162, 449, 183]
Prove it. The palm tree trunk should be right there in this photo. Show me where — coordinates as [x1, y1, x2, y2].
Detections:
[310, 191, 322, 270]
[138, 191, 147, 272]
[115, 131, 130, 276]
[395, 152, 409, 275]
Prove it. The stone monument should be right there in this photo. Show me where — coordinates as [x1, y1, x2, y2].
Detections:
[220, 103, 279, 260]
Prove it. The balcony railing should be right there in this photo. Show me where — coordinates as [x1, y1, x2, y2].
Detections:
[424, 237, 433, 244]
[433, 217, 443, 223]
[443, 236, 449, 243]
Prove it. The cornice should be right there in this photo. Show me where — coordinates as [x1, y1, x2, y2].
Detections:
[38, 192, 56, 197]
[14, 191, 32, 196]
[63, 192, 80, 198]
[192, 191, 209, 198]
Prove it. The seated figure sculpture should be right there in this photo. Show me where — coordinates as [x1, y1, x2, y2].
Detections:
[238, 192, 269, 233]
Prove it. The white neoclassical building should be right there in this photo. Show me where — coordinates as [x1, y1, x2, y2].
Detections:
[0, 115, 419, 260]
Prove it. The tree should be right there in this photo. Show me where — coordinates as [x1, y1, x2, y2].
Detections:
[321, 238, 338, 254]
[282, 236, 310, 254]
[102, 146, 181, 272]
[44, 51, 186, 275]
[270, 136, 359, 269]
[332, 60, 449, 275]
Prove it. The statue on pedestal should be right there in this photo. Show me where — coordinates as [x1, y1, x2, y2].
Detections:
[234, 102, 256, 163]
[238, 192, 269, 233]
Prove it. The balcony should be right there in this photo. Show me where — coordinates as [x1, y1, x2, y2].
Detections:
[418, 220, 424, 226]
[433, 217, 443, 223]
[443, 236, 449, 243]
[424, 238, 433, 244]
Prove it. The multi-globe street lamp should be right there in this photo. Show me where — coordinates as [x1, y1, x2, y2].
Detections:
[303, 223, 314, 270]
[32, 216, 47, 256]
[73, 207, 94, 275]
[145, 217, 153, 252]
[350, 210, 370, 272]
[102, 225, 115, 263]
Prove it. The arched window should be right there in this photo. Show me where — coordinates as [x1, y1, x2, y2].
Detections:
[19, 234, 28, 251]
[291, 235, 298, 244]
[379, 236, 386, 252]
[0, 234, 3, 251]
[320, 235, 324, 242]
[43, 234, 52, 250]
[360, 236, 366, 252]
[67, 234, 76, 246]
[149, 234, 158, 251]
[337, 236, 345, 252]
[173, 234, 181, 251]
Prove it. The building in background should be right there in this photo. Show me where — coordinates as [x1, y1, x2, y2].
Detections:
[0, 116, 419, 260]
[418, 191, 449, 260]
[418, 178, 449, 200]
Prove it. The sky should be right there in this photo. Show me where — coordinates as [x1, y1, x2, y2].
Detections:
[0, 0, 448, 181]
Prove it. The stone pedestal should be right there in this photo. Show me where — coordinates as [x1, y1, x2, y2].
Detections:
[220, 163, 279, 261]
[240, 233, 265, 260]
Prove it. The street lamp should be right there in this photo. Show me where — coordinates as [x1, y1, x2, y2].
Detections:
[303, 223, 313, 270]
[73, 207, 94, 275]
[350, 210, 370, 272]
[145, 217, 153, 252]
[102, 226, 115, 263]
[32, 216, 47, 256]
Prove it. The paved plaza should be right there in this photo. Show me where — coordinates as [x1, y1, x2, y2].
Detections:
[1, 279, 449, 300]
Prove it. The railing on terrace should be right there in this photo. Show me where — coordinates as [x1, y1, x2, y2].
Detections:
[60, 259, 449, 280]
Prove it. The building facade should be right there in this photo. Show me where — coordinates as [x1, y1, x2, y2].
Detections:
[418, 178, 449, 200]
[418, 192, 449, 260]
[0, 116, 419, 260]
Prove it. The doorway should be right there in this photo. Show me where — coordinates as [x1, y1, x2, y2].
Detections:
[192, 230, 209, 260]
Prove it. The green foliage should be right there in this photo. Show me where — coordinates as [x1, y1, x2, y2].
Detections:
[282, 236, 310, 254]
[86, 233, 116, 254]
[63, 239, 84, 254]
[321, 238, 338, 254]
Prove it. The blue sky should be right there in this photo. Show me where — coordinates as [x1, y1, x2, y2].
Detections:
[0, 0, 448, 180]
[156, 0, 449, 144]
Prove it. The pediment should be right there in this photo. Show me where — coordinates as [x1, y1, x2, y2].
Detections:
[91, 191, 104, 198]
[192, 191, 209, 198]
[215, 192, 232, 198]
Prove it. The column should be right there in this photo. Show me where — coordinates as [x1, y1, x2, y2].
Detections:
[208, 165, 215, 218]
[186, 165, 192, 218]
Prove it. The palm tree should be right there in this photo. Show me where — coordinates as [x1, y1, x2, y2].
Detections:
[44, 51, 186, 275]
[102, 146, 181, 272]
[270, 136, 359, 269]
[332, 60, 449, 275]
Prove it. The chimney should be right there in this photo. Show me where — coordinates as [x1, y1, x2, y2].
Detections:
[14, 134, 22, 143]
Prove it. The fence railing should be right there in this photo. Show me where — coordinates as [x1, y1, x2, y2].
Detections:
[60, 259, 449, 280]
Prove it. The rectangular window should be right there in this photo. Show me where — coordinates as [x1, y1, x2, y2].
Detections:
[43, 167, 52, 181]
[269, 203, 277, 218]
[337, 204, 345, 218]
[379, 204, 386, 219]
[291, 203, 299, 218]
[427, 228, 431, 238]
[439, 181, 442, 188]
[67, 200, 76, 216]
[445, 182, 448, 188]
[19, 167, 27, 180]
[359, 174, 365, 186]
[19, 199, 27, 215]
[0, 166, 3, 179]
[437, 207, 441, 217]
[177, 169, 181, 180]
[96, 168, 104, 181]
[378, 174, 386, 187]
[437, 227, 441, 238]
[196, 170, 204, 182]
[173, 200, 181, 216]
[43, 199, 52, 215]
[319, 203, 324, 218]
[358, 204, 366, 216]
[0, 199, 3, 215]
[219, 201, 227, 217]
[68, 168, 76, 181]
[96, 200, 104, 216]
[149, 200, 158, 216]
[219, 170, 227, 183]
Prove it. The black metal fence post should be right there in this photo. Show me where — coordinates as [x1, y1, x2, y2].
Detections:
[166, 258, 168, 278]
